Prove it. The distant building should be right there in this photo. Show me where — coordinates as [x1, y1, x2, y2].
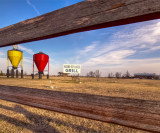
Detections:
[134, 73, 156, 79]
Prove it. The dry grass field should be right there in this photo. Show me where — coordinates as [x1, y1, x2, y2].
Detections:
[0, 76, 159, 133]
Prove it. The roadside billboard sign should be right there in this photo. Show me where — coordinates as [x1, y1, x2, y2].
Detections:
[63, 64, 81, 74]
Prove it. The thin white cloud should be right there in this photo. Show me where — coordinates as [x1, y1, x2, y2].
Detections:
[90, 21, 160, 58]
[26, 0, 40, 15]
[19, 45, 34, 55]
[142, 45, 160, 52]
[79, 41, 99, 55]
[23, 57, 32, 63]
[82, 50, 136, 67]
[67, 20, 160, 76]
[112, 21, 160, 49]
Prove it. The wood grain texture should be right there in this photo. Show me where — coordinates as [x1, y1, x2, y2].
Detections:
[0, 0, 160, 47]
[0, 85, 159, 132]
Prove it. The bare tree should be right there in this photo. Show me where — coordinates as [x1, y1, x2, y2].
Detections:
[95, 70, 101, 81]
[87, 71, 95, 77]
[108, 72, 114, 78]
[108, 73, 111, 78]
[0, 70, 3, 76]
[115, 72, 121, 78]
[125, 70, 130, 78]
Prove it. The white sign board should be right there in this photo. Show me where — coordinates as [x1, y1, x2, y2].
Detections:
[63, 64, 81, 74]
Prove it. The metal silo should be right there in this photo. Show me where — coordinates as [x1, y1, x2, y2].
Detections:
[32, 52, 49, 79]
[7, 45, 23, 78]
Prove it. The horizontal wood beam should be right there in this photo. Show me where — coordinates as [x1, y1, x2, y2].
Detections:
[0, 85, 159, 132]
[0, 0, 160, 47]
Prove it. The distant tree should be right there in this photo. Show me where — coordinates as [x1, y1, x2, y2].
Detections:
[87, 71, 95, 77]
[108, 72, 114, 78]
[125, 70, 130, 78]
[108, 73, 111, 78]
[95, 70, 101, 81]
[115, 72, 121, 78]
[111, 72, 114, 78]
[58, 72, 62, 76]
[0, 70, 3, 76]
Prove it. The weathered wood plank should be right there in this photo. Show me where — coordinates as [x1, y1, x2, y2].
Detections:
[0, 0, 160, 47]
[0, 85, 159, 132]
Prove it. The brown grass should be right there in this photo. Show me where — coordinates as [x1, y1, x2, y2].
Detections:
[0, 76, 159, 133]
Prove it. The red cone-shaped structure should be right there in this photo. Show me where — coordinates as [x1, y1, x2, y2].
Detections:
[33, 52, 49, 73]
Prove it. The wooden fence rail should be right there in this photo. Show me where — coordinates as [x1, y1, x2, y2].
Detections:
[0, 85, 159, 132]
[0, 0, 160, 132]
[0, 0, 160, 47]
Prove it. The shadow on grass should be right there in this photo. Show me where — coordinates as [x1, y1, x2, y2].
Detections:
[0, 104, 98, 133]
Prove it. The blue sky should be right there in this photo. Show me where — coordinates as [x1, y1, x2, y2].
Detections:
[0, 0, 160, 76]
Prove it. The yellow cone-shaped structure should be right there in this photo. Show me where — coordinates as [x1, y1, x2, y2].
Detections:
[8, 50, 23, 68]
